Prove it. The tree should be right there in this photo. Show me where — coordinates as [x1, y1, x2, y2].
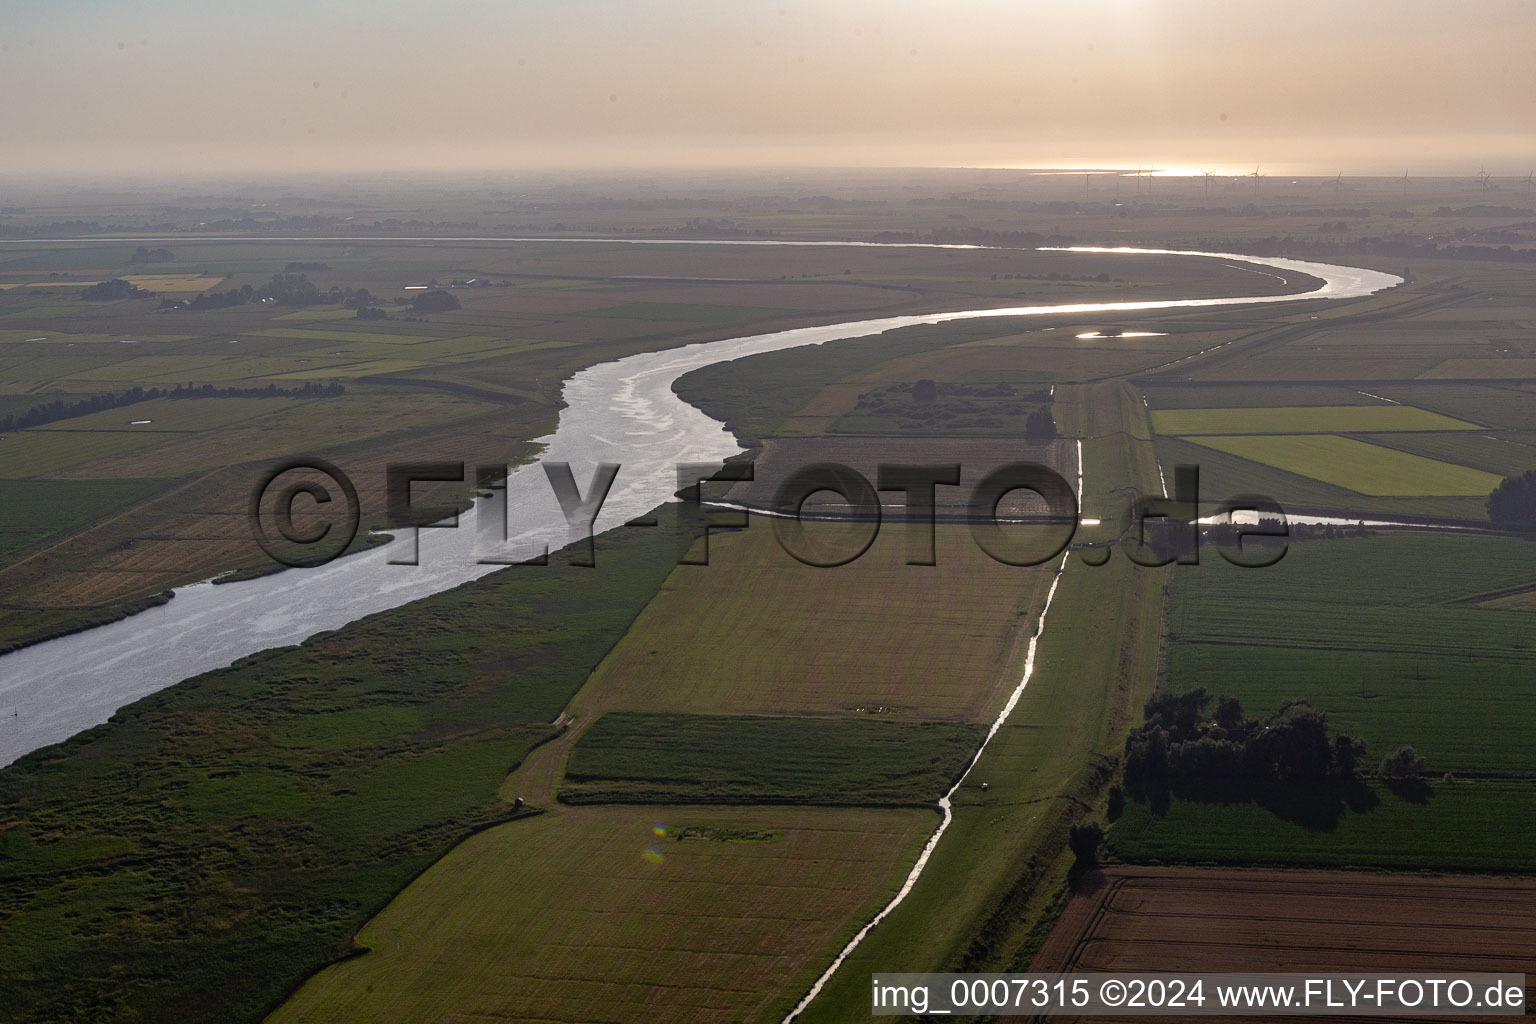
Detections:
[80, 279, 151, 301]
[1068, 821, 1104, 868]
[911, 378, 938, 404]
[1487, 469, 1536, 531]
[1332, 734, 1368, 779]
[1244, 702, 1336, 783]
[1025, 409, 1058, 443]
[409, 289, 460, 313]
[130, 246, 174, 264]
[256, 273, 324, 306]
[1215, 694, 1246, 731]
[1379, 746, 1425, 780]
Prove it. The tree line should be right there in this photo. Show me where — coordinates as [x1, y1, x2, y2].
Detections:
[1123, 689, 1367, 795]
[160, 274, 460, 314]
[1488, 469, 1536, 530]
[0, 381, 344, 434]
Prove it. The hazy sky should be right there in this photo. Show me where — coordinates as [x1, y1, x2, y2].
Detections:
[3, 0, 1532, 176]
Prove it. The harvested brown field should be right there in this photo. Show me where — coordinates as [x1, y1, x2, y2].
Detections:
[1027, 866, 1536, 1022]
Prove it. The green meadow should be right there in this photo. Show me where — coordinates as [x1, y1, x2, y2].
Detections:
[1151, 404, 1478, 435]
[561, 712, 983, 806]
[1112, 533, 1536, 870]
[1178, 434, 1505, 495]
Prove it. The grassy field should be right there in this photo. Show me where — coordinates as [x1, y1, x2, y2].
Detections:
[28, 395, 311, 432]
[0, 478, 177, 560]
[0, 513, 684, 1024]
[1360, 430, 1536, 477]
[1178, 433, 1505, 495]
[560, 712, 983, 806]
[565, 520, 1057, 724]
[1110, 532, 1536, 869]
[1152, 435, 1491, 521]
[1111, 782, 1536, 870]
[583, 300, 794, 322]
[1150, 404, 1477, 435]
[268, 805, 936, 1024]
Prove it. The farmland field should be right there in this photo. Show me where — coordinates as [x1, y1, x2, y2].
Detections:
[583, 300, 794, 322]
[560, 712, 983, 805]
[269, 806, 936, 1024]
[565, 519, 1058, 723]
[1110, 781, 1536, 870]
[28, 395, 311, 432]
[1032, 866, 1536, 981]
[1177, 433, 1505, 495]
[1111, 533, 1536, 870]
[6, 166, 1536, 1024]
[0, 478, 176, 560]
[1149, 404, 1478, 435]
[1360, 430, 1536, 477]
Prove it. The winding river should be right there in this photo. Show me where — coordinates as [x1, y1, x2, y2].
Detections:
[0, 245, 1400, 766]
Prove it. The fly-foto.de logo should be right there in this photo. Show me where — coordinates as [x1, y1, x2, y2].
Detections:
[249, 458, 1288, 571]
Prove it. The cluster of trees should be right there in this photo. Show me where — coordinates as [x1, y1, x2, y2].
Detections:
[259, 272, 327, 305]
[129, 246, 175, 264]
[0, 381, 344, 434]
[153, 275, 463, 315]
[677, 217, 777, 238]
[1191, 233, 1536, 265]
[1432, 205, 1534, 218]
[1123, 689, 1368, 795]
[856, 380, 1055, 434]
[867, 227, 1076, 248]
[165, 285, 251, 310]
[991, 270, 1114, 282]
[80, 279, 151, 301]
[161, 275, 389, 312]
[1488, 469, 1536, 530]
[408, 289, 460, 312]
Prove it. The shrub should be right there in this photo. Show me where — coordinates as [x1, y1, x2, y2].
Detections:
[1380, 745, 1426, 780]
[1068, 821, 1104, 867]
[1487, 470, 1536, 530]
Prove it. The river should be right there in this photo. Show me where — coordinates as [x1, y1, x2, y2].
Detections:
[0, 245, 1401, 766]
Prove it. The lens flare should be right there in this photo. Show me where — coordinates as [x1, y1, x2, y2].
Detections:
[652, 823, 667, 838]
[641, 845, 665, 865]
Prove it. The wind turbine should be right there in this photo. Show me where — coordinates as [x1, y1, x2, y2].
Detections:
[1400, 169, 1410, 196]
[1477, 166, 1491, 192]
[1524, 170, 1534, 193]
[1249, 163, 1264, 190]
[1324, 170, 1344, 191]
[1201, 169, 1213, 198]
